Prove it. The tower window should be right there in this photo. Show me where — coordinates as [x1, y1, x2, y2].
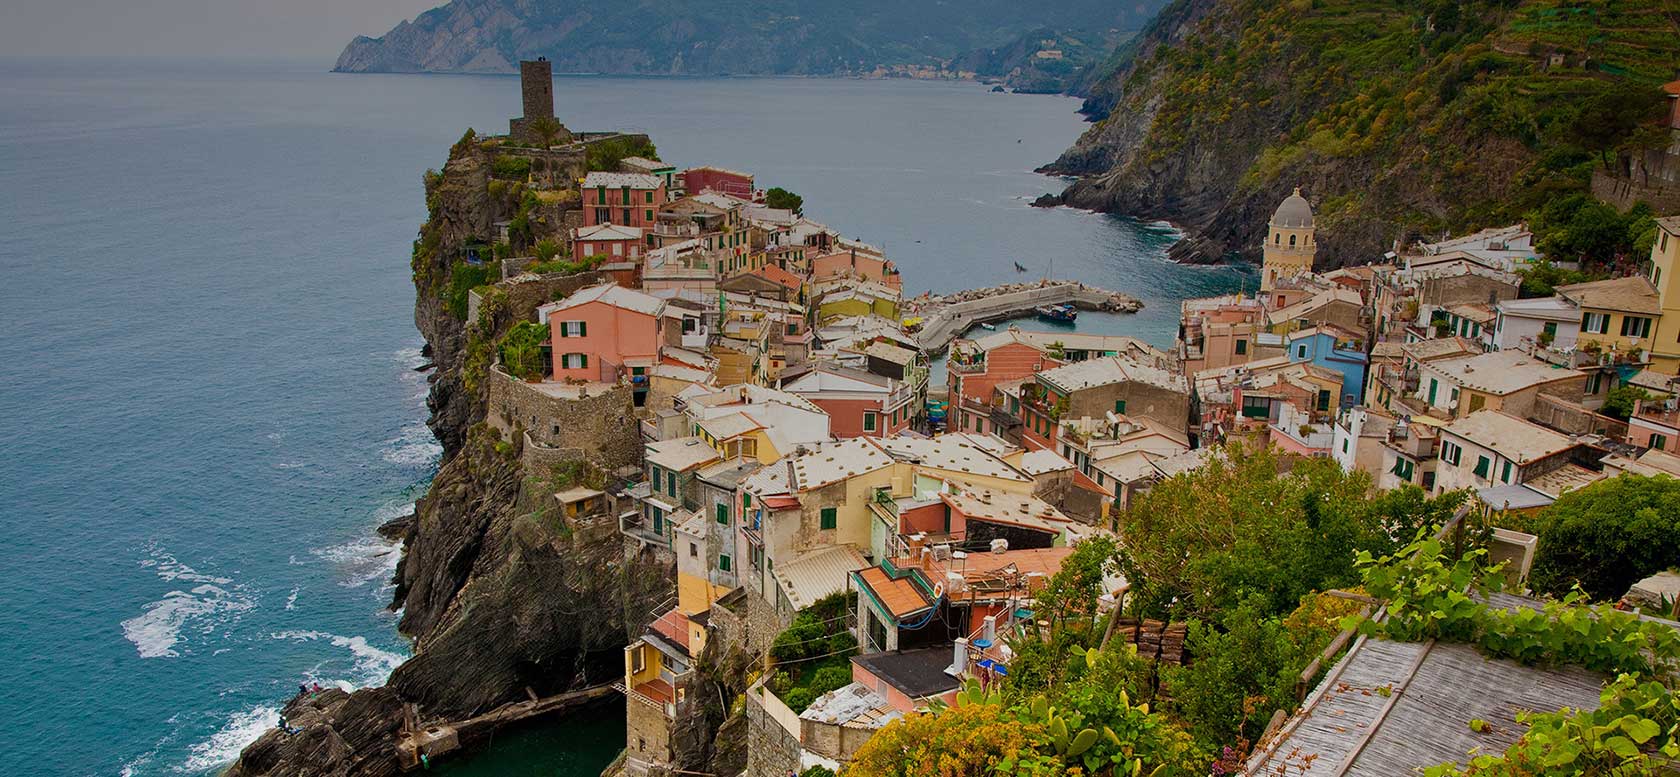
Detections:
[1289, 234, 1297, 247]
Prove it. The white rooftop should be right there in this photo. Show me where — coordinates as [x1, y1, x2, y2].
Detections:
[645, 436, 724, 472]
[1037, 356, 1187, 394]
[582, 171, 663, 189]
[1425, 351, 1584, 395]
[1441, 411, 1578, 464]
[540, 282, 666, 317]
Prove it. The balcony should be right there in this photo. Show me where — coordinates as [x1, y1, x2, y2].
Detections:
[947, 357, 986, 375]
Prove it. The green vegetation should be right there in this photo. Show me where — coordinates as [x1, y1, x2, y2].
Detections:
[526, 117, 565, 148]
[1345, 538, 1680, 774]
[764, 187, 804, 215]
[444, 260, 499, 320]
[585, 136, 659, 172]
[1105, 0, 1679, 246]
[527, 253, 605, 276]
[1112, 444, 1465, 620]
[490, 154, 532, 180]
[1518, 475, 1680, 602]
[766, 592, 857, 713]
[1528, 194, 1659, 267]
[497, 321, 549, 381]
[1599, 384, 1652, 420]
[1514, 259, 1601, 297]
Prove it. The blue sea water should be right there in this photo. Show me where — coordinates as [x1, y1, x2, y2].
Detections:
[0, 59, 1245, 776]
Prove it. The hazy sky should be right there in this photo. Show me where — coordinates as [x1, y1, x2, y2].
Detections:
[3, 0, 439, 61]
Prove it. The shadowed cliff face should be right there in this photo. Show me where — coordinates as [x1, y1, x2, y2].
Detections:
[227, 135, 669, 776]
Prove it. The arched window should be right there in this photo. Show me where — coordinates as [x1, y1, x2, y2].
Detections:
[1289, 234, 1297, 247]
[1274, 233, 1282, 245]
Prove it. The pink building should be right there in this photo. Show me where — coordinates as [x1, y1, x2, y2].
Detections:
[582, 172, 667, 229]
[539, 283, 666, 382]
[571, 223, 644, 262]
[682, 166, 754, 199]
[782, 363, 915, 438]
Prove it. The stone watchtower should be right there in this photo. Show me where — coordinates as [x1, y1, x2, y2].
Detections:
[1261, 187, 1317, 292]
[510, 57, 570, 145]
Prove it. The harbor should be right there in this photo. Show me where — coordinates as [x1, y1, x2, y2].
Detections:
[905, 280, 1145, 353]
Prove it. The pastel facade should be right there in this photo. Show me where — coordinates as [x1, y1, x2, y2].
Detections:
[583, 171, 667, 229]
[1647, 217, 1680, 374]
[540, 283, 666, 383]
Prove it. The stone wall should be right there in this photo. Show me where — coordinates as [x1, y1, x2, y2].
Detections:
[743, 686, 800, 777]
[486, 368, 642, 470]
[626, 695, 674, 767]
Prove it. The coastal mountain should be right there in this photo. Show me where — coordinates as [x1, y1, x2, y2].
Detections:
[1041, 0, 1680, 264]
[333, 0, 1168, 81]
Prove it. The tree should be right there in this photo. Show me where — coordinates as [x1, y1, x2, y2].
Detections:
[765, 186, 804, 215]
[1529, 475, 1680, 602]
[526, 116, 564, 148]
[1163, 594, 1356, 749]
[1570, 83, 1666, 169]
[1515, 260, 1596, 298]
[497, 322, 549, 381]
[846, 703, 1048, 777]
[585, 136, 659, 172]
[1112, 444, 1400, 620]
[1599, 385, 1651, 421]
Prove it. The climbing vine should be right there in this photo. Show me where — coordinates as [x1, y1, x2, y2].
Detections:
[1347, 539, 1680, 775]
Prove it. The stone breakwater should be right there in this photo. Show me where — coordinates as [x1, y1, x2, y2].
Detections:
[907, 280, 1144, 353]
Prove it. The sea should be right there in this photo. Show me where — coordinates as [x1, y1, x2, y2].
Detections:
[0, 58, 1247, 776]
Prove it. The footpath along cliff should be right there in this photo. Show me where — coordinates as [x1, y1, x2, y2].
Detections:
[226, 131, 673, 776]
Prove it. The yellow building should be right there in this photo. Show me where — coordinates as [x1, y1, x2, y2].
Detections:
[1557, 275, 1662, 365]
[1262, 188, 1317, 292]
[1648, 217, 1680, 374]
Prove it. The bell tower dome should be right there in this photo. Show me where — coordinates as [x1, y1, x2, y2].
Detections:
[1261, 187, 1317, 292]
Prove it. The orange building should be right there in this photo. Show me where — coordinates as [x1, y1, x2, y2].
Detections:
[539, 283, 666, 382]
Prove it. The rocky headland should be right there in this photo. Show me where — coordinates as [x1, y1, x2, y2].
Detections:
[1036, 0, 1677, 266]
[226, 132, 673, 776]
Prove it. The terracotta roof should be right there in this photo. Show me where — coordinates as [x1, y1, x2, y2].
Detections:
[648, 608, 691, 648]
[856, 567, 933, 619]
[752, 263, 805, 292]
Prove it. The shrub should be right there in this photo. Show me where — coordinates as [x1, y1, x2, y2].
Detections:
[799, 766, 834, 777]
[1529, 475, 1680, 602]
[810, 666, 852, 697]
[825, 632, 858, 658]
[586, 136, 659, 172]
[781, 687, 815, 713]
[498, 322, 549, 381]
[490, 154, 532, 180]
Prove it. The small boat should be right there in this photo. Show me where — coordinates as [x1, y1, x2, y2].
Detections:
[1035, 304, 1078, 323]
[979, 322, 997, 331]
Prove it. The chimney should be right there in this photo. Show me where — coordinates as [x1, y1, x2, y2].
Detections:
[982, 615, 997, 644]
[952, 638, 969, 675]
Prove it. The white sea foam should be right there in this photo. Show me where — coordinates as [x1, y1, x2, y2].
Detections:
[270, 630, 408, 688]
[381, 423, 441, 467]
[310, 501, 410, 588]
[284, 586, 300, 610]
[123, 549, 254, 658]
[176, 704, 281, 774]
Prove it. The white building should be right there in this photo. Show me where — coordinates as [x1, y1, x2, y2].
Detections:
[1491, 296, 1579, 352]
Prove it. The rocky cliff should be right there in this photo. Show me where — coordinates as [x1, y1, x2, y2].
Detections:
[333, 0, 1168, 78]
[227, 133, 670, 776]
[1039, 0, 1679, 266]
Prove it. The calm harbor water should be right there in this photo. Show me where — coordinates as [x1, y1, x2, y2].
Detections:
[0, 58, 1244, 776]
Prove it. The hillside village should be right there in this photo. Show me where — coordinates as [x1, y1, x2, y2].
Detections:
[383, 62, 1680, 776]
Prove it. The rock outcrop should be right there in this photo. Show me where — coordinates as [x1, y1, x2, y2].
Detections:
[227, 133, 667, 776]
